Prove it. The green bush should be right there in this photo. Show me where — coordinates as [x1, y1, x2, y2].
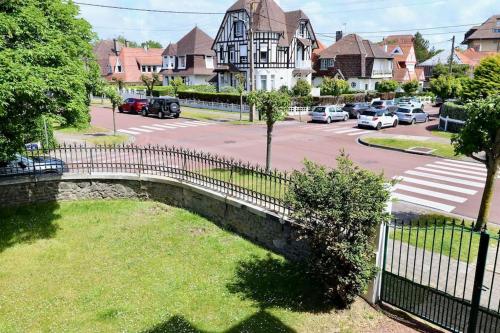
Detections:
[320, 77, 350, 96]
[441, 102, 467, 120]
[219, 86, 239, 94]
[401, 80, 419, 95]
[177, 91, 244, 104]
[285, 154, 391, 307]
[375, 80, 399, 93]
[430, 75, 462, 99]
[181, 85, 217, 93]
[292, 78, 311, 97]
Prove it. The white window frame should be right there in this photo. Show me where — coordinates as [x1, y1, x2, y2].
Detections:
[178, 56, 186, 69]
[320, 59, 334, 70]
[234, 20, 245, 38]
[205, 56, 214, 69]
[260, 75, 267, 91]
[270, 75, 275, 90]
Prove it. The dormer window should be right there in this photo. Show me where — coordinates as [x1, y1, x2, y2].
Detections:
[234, 20, 245, 38]
[320, 58, 334, 70]
[178, 56, 186, 69]
[299, 22, 306, 38]
[205, 56, 214, 69]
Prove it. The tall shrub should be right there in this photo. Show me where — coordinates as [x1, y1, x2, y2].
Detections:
[375, 80, 399, 93]
[320, 77, 349, 96]
[292, 78, 311, 97]
[286, 154, 391, 307]
[429, 75, 462, 99]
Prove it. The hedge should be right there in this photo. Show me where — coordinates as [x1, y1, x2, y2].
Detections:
[307, 92, 395, 106]
[177, 91, 244, 104]
[440, 102, 468, 121]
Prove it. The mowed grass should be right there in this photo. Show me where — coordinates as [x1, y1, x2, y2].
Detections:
[364, 137, 461, 159]
[0, 200, 385, 333]
[181, 107, 248, 122]
[86, 134, 129, 146]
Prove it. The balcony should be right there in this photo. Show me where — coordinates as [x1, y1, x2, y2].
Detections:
[295, 59, 312, 69]
[372, 69, 393, 78]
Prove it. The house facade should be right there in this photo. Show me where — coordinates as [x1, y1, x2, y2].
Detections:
[379, 35, 425, 85]
[212, 0, 318, 92]
[313, 34, 393, 91]
[462, 15, 500, 52]
[160, 27, 217, 86]
[93, 39, 163, 84]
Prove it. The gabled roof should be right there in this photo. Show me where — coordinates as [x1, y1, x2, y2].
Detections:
[176, 27, 215, 56]
[319, 34, 392, 59]
[162, 43, 177, 56]
[93, 39, 123, 76]
[463, 15, 500, 42]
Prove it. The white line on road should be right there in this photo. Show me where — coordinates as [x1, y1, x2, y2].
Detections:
[393, 176, 477, 195]
[392, 184, 467, 203]
[404, 170, 484, 188]
[434, 161, 486, 172]
[347, 130, 372, 136]
[152, 124, 177, 129]
[415, 167, 486, 181]
[443, 159, 485, 168]
[332, 128, 361, 134]
[322, 127, 352, 132]
[117, 129, 140, 135]
[141, 125, 166, 131]
[128, 127, 153, 133]
[163, 123, 191, 128]
[425, 164, 487, 176]
[392, 192, 456, 213]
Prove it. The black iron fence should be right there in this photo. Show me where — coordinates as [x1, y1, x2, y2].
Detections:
[381, 219, 500, 333]
[2, 144, 290, 214]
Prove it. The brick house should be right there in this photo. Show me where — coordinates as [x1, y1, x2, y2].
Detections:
[160, 27, 217, 86]
[313, 34, 393, 91]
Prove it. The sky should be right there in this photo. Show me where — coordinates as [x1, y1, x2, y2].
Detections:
[78, 0, 499, 51]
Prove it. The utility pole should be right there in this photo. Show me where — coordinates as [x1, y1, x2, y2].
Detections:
[449, 35, 455, 75]
[248, 1, 257, 122]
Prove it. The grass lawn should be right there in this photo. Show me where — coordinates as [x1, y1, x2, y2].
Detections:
[181, 107, 248, 122]
[86, 134, 129, 146]
[55, 125, 109, 135]
[0, 200, 386, 333]
[364, 137, 461, 159]
[429, 128, 455, 140]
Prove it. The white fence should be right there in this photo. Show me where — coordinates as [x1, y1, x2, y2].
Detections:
[439, 115, 465, 132]
[179, 99, 250, 113]
[288, 106, 311, 116]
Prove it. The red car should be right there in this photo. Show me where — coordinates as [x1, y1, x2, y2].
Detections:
[118, 98, 148, 114]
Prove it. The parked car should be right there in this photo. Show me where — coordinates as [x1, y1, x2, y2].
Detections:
[342, 102, 370, 118]
[0, 154, 66, 176]
[397, 97, 424, 109]
[118, 98, 148, 114]
[396, 107, 429, 124]
[371, 100, 398, 112]
[141, 97, 181, 119]
[357, 109, 398, 130]
[311, 105, 349, 123]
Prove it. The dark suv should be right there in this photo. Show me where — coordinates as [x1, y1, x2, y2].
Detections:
[141, 97, 181, 119]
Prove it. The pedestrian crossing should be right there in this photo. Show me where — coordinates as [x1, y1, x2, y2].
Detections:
[296, 123, 372, 136]
[392, 159, 492, 213]
[117, 120, 214, 135]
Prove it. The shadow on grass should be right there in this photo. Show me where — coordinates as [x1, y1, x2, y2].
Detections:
[227, 254, 334, 313]
[142, 311, 297, 333]
[0, 202, 61, 252]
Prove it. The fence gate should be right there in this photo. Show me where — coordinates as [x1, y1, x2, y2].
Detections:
[380, 221, 500, 332]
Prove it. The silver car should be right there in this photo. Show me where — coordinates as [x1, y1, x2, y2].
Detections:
[311, 105, 349, 123]
[395, 107, 429, 124]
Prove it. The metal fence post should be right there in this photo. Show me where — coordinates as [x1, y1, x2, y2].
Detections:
[468, 231, 490, 333]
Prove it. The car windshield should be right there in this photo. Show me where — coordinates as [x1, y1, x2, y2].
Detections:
[397, 108, 411, 113]
[372, 101, 383, 106]
[361, 110, 377, 116]
[313, 107, 326, 113]
[138, 99, 148, 103]
[344, 103, 355, 107]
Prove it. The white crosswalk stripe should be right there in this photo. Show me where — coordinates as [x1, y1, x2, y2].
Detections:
[298, 123, 372, 137]
[391, 158, 495, 213]
[129, 127, 153, 133]
[142, 125, 166, 131]
[119, 121, 213, 135]
[332, 128, 362, 134]
[347, 130, 372, 136]
[117, 129, 141, 135]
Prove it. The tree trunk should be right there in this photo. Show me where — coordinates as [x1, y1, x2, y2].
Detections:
[475, 155, 499, 230]
[112, 106, 116, 136]
[265, 123, 273, 172]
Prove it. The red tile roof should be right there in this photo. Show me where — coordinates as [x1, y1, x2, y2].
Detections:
[456, 48, 497, 67]
[108, 47, 163, 83]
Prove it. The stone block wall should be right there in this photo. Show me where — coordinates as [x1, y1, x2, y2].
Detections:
[0, 174, 309, 261]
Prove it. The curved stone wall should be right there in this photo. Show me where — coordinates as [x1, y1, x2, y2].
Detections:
[0, 174, 308, 260]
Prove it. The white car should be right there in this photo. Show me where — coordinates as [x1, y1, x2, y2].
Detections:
[311, 105, 349, 123]
[398, 97, 424, 109]
[357, 109, 398, 130]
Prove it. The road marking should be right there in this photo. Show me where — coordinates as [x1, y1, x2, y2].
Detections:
[153, 124, 178, 129]
[404, 170, 484, 188]
[164, 123, 191, 128]
[425, 164, 487, 176]
[392, 184, 467, 203]
[392, 192, 456, 213]
[415, 167, 486, 181]
[434, 161, 486, 172]
[347, 130, 372, 136]
[141, 125, 166, 131]
[117, 129, 140, 135]
[332, 128, 361, 134]
[175, 122, 202, 127]
[393, 176, 477, 195]
[443, 159, 485, 168]
[129, 127, 153, 133]
[322, 127, 352, 132]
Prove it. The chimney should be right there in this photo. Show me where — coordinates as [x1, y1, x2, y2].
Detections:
[113, 38, 118, 54]
[384, 44, 388, 52]
[125, 40, 129, 48]
[336, 31, 343, 42]
[144, 45, 148, 53]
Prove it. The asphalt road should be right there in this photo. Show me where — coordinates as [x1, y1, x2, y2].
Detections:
[90, 106, 500, 224]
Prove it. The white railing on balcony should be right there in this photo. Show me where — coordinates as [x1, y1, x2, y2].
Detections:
[372, 69, 393, 77]
[295, 59, 312, 69]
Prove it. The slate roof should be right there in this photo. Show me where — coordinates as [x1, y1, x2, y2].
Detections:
[176, 27, 215, 56]
[162, 43, 177, 56]
[463, 15, 500, 42]
[319, 34, 392, 59]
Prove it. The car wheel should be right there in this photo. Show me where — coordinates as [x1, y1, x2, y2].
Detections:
[141, 109, 148, 117]
[158, 111, 164, 119]
[118, 107, 123, 113]
[376, 122, 382, 131]
[424, 116, 429, 123]
[411, 118, 416, 125]
[393, 120, 398, 127]
[326, 117, 331, 124]
[343, 115, 348, 121]
[173, 113, 180, 119]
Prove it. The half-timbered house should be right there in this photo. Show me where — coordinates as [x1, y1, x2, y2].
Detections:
[212, 0, 318, 92]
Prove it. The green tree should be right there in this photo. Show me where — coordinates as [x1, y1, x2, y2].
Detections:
[112, 76, 125, 91]
[291, 78, 311, 97]
[141, 73, 161, 97]
[320, 77, 349, 96]
[140, 40, 163, 49]
[401, 80, 419, 96]
[234, 73, 247, 121]
[452, 95, 500, 230]
[116, 35, 139, 48]
[375, 80, 399, 93]
[0, 0, 101, 161]
[462, 54, 500, 100]
[285, 154, 391, 307]
[170, 77, 185, 97]
[432, 63, 470, 79]
[429, 75, 462, 99]
[414, 32, 440, 63]
[103, 86, 122, 136]
[247, 91, 291, 171]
